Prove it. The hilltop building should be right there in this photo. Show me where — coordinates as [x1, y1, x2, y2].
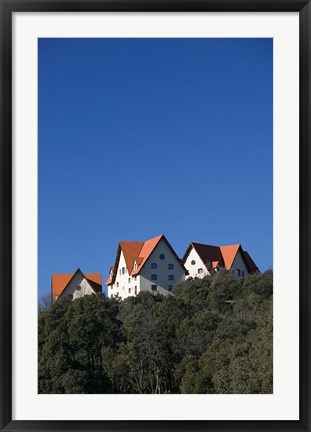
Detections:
[183, 242, 259, 279]
[50, 238, 259, 303]
[51, 268, 102, 303]
[105, 234, 186, 299]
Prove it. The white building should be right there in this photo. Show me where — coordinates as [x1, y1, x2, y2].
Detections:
[183, 242, 259, 279]
[51, 268, 102, 302]
[105, 234, 186, 299]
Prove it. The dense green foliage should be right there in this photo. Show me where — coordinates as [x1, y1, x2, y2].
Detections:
[38, 271, 273, 394]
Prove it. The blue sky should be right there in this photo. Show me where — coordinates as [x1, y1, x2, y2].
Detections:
[39, 38, 272, 297]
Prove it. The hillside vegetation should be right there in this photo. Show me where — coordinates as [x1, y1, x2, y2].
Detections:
[38, 270, 273, 394]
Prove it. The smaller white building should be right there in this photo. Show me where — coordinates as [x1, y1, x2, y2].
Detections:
[51, 268, 102, 302]
[183, 242, 259, 279]
[105, 234, 186, 299]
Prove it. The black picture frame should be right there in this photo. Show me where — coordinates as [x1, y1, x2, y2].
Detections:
[1, 1, 310, 431]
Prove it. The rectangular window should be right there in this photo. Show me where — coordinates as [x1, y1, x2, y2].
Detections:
[168, 285, 173, 291]
[134, 276, 137, 281]
[119, 269, 121, 275]
[68, 294, 73, 299]
[151, 285, 157, 291]
[241, 270, 245, 277]
[116, 282, 119, 287]
[151, 274, 157, 281]
[122, 267, 125, 274]
[168, 275, 174, 281]
[151, 263, 157, 269]
[168, 264, 174, 270]
[128, 288, 131, 293]
[134, 286, 137, 295]
[236, 269, 241, 276]
[128, 278, 131, 283]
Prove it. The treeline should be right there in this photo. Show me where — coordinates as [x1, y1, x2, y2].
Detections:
[38, 270, 273, 394]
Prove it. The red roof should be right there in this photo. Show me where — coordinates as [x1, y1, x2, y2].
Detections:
[131, 235, 162, 275]
[185, 243, 224, 268]
[105, 267, 115, 285]
[183, 242, 258, 273]
[106, 234, 185, 285]
[220, 244, 240, 270]
[105, 276, 112, 285]
[119, 241, 144, 274]
[51, 269, 102, 302]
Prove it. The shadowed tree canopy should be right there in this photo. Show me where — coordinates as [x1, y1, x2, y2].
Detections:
[39, 271, 273, 394]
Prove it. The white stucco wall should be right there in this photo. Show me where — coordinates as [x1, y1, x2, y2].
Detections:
[231, 250, 249, 276]
[139, 238, 185, 295]
[60, 271, 96, 300]
[109, 238, 185, 299]
[109, 251, 140, 299]
[184, 247, 210, 279]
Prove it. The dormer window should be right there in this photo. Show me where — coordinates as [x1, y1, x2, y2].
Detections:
[134, 261, 137, 270]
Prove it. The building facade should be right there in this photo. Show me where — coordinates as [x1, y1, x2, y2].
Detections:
[105, 234, 186, 299]
[51, 268, 102, 302]
[183, 242, 259, 279]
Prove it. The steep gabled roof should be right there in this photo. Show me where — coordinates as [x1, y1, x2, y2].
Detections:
[51, 268, 102, 302]
[183, 242, 259, 273]
[184, 242, 224, 268]
[105, 275, 113, 285]
[104, 267, 115, 286]
[107, 234, 185, 285]
[220, 244, 241, 270]
[243, 251, 260, 273]
[86, 275, 102, 293]
[108, 241, 144, 285]
[51, 274, 73, 301]
[131, 235, 163, 275]
[120, 241, 145, 274]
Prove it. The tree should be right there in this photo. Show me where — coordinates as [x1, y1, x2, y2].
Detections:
[38, 291, 52, 312]
[39, 272, 273, 394]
